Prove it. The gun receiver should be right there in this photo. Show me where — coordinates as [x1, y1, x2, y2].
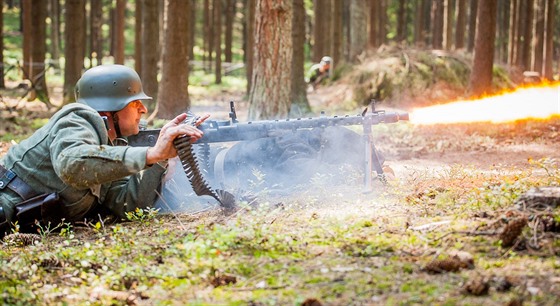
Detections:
[128, 103, 409, 147]
[129, 101, 409, 193]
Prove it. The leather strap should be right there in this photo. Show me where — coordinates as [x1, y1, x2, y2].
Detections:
[0, 206, 9, 237]
[0, 165, 40, 201]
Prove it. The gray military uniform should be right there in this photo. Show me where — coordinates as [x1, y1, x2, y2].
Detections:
[0, 103, 166, 227]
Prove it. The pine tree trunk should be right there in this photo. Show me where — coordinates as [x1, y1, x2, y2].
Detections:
[324, 0, 332, 57]
[141, 0, 159, 111]
[49, 0, 61, 68]
[467, 0, 477, 52]
[431, 0, 444, 49]
[496, 0, 509, 63]
[189, 0, 196, 61]
[542, 0, 554, 80]
[369, 0, 378, 48]
[224, 0, 235, 63]
[113, 0, 126, 64]
[22, 0, 32, 78]
[348, 0, 367, 62]
[203, 0, 213, 72]
[397, 0, 406, 43]
[90, 0, 103, 66]
[508, 0, 518, 65]
[532, 0, 545, 74]
[469, 0, 497, 97]
[30, 0, 49, 104]
[515, 0, 527, 67]
[521, 0, 534, 70]
[247, 0, 292, 120]
[414, 0, 425, 47]
[290, 0, 310, 115]
[157, 0, 191, 119]
[214, 0, 222, 84]
[312, 0, 326, 62]
[63, 0, 86, 104]
[455, 0, 466, 49]
[245, 0, 255, 94]
[444, 0, 453, 50]
[134, 0, 142, 73]
[332, 0, 343, 65]
[379, 0, 387, 45]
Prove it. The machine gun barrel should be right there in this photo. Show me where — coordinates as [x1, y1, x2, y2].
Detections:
[128, 111, 409, 147]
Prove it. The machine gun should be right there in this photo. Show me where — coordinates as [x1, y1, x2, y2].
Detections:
[128, 101, 409, 207]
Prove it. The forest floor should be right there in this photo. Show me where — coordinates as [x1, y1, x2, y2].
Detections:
[1, 57, 559, 305]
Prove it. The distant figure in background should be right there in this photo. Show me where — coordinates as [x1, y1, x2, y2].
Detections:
[307, 56, 332, 90]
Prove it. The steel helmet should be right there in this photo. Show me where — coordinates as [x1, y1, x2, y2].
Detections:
[75, 64, 152, 112]
[320, 56, 332, 64]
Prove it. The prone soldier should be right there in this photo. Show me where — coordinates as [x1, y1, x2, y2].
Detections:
[0, 64, 207, 237]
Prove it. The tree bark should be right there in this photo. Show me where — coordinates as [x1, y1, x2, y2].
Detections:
[348, 0, 367, 62]
[203, 0, 213, 71]
[414, 0, 425, 47]
[49, 0, 61, 68]
[379, 0, 387, 45]
[113, 0, 126, 64]
[312, 0, 327, 62]
[63, 0, 86, 104]
[245, 0, 255, 94]
[135, 0, 142, 73]
[290, 0, 310, 115]
[90, 0, 103, 67]
[214, 0, 222, 84]
[247, 0, 292, 120]
[444, 0, 453, 50]
[224, 0, 235, 63]
[532, 0, 545, 74]
[369, 0, 379, 48]
[508, 0, 518, 65]
[331, 0, 343, 65]
[157, 0, 191, 119]
[30, 0, 49, 103]
[496, 0, 509, 63]
[542, 0, 554, 80]
[22, 0, 32, 78]
[141, 0, 159, 111]
[515, 0, 527, 67]
[469, 0, 497, 97]
[521, 0, 534, 70]
[467, 0, 477, 52]
[455, 0, 466, 49]
[189, 0, 196, 61]
[396, 0, 406, 43]
[431, 0, 444, 49]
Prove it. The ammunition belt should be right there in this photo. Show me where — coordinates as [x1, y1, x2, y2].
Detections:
[174, 136, 236, 211]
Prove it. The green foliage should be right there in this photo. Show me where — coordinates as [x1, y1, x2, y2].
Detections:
[189, 71, 247, 93]
[125, 207, 160, 223]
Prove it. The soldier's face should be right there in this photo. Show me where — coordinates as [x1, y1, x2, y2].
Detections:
[116, 100, 147, 136]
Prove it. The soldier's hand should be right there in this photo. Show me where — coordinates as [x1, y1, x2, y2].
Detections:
[145, 113, 209, 165]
